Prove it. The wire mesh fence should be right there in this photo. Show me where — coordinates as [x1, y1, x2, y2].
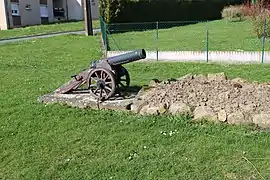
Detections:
[100, 17, 270, 63]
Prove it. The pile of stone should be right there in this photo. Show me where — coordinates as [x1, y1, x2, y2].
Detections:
[131, 72, 270, 128]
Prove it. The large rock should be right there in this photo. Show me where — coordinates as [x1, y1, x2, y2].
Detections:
[207, 72, 227, 81]
[218, 110, 227, 122]
[130, 101, 146, 113]
[193, 106, 218, 122]
[168, 102, 192, 115]
[159, 103, 168, 114]
[252, 113, 270, 128]
[227, 111, 251, 125]
[139, 104, 159, 115]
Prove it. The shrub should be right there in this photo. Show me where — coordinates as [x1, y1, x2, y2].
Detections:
[221, 5, 244, 21]
[241, 0, 270, 19]
[241, 0, 270, 38]
[241, 4, 260, 19]
[252, 10, 270, 38]
[100, 0, 243, 23]
[99, 0, 123, 23]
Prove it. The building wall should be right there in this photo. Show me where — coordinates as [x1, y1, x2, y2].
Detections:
[0, 0, 100, 30]
[90, 0, 99, 20]
[19, 0, 41, 26]
[68, 0, 99, 21]
[47, 0, 54, 22]
[67, 0, 83, 20]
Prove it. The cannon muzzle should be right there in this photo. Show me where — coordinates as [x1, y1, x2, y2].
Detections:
[107, 49, 146, 66]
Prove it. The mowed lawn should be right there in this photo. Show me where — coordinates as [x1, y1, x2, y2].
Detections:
[108, 20, 270, 51]
[0, 20, 99, 40]
[1, 35, 270, 179]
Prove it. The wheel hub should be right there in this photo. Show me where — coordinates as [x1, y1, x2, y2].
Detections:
[97, 80, 105, 89]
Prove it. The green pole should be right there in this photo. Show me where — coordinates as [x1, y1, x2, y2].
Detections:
[156, 21, 159, 61]
[261, 19, 267, 64]
[104, 23, 107, 57]
[206, 23, 209, 62]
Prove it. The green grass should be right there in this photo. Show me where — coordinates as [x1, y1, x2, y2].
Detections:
[108, 19, 270, 51]
[1, 35, 270, 179]
[0, 20, 99, 40]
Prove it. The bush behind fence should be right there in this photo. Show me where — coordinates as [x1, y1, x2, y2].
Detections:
[100, 0, 243, 23]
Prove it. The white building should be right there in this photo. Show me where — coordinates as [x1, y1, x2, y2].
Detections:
[0, 0, 99, 30]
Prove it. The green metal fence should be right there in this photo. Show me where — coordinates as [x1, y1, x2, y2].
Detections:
[100, 16, 107, 56]
[100, 17, 269, 63]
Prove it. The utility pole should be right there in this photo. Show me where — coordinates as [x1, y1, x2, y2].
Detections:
[83, 0, 93, 36]
[3, 0, 11, 29]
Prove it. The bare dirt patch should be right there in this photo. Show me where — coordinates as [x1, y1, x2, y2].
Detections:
[131, 72, 270, 128]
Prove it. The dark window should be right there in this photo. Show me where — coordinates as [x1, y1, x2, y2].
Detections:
[40, 0, 47, 5]
[12, 16, 21, 26]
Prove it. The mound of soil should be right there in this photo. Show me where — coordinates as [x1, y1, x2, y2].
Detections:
[131, 73, 270, 128]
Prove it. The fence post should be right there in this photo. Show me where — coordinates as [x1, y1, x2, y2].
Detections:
[156, 21, 159, 61]
[261, 19, 267, 64]
[100, 16, 108, 58]
[104, 22, 108, 58]
[206, 22, 209, 62]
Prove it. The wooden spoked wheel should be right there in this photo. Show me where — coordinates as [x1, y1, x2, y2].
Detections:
[87, 68, 116, 100]
[117, 66, 130, 89]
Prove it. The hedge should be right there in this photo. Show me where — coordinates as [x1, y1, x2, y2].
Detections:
[100, 0, 244, 23]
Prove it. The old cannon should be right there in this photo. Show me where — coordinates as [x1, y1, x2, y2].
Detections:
[55, 49, 146, 100]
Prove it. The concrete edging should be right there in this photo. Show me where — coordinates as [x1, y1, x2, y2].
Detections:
[107, 50, 270, 64]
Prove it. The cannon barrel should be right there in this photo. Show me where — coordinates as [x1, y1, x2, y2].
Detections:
[107, 49, 146, 66]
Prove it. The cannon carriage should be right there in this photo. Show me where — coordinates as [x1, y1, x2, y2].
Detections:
[55, 49, 146, 100]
